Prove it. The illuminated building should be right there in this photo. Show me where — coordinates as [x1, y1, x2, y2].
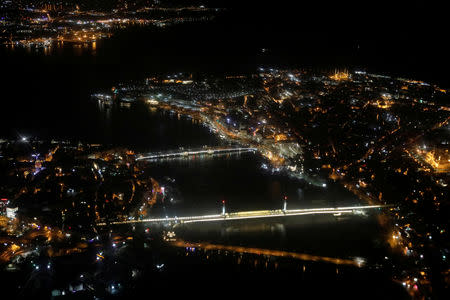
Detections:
[6, 205, 18, 219]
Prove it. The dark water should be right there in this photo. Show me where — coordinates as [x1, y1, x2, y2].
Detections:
[175, 214, 386, 259]
[93, 101, 221, 150]
[143, 151, 363, 216]
[139, 150, 388, 264]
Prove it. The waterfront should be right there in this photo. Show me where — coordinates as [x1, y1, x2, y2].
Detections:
[2, 18, 450, 142]
[141, 150, 365, 216]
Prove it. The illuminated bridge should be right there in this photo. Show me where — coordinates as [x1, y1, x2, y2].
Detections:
[136, 147, 257, 160]
[96, 205, 388, 226]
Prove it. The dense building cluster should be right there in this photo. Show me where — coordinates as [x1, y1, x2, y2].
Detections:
[94, 68, 450, 298]
[0, 0, 220, 47]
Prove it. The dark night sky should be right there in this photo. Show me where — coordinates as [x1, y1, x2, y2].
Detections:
[208, 0, 449, 86]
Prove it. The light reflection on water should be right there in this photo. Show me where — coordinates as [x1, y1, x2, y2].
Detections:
[143, 151, 366, 217]
[171, 239, 361, 266]
[171, 212, 387, 261]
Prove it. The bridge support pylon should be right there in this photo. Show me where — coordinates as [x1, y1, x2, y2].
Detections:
[222, 200, 226, 216]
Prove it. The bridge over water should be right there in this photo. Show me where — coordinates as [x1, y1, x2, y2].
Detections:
[96, 205, 388, 226]
[135, 147, 257, 160]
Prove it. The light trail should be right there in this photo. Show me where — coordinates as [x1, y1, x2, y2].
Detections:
[181, 210, 354, 224]
[96, 205, 387, 226]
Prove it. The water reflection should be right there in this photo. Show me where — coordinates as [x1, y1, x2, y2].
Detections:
[174, 213, 385, 261]
[172, 239, 360, 266]
[221, 222, 286, 237]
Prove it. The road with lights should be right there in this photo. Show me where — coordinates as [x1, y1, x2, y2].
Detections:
[96, 205, 388, 226]
[136, 147, 257, 160]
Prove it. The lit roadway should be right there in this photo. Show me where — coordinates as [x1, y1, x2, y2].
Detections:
[135, 147, 257, 160]
[172, 240, 363, 267]
[96, 205, 387, 226]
